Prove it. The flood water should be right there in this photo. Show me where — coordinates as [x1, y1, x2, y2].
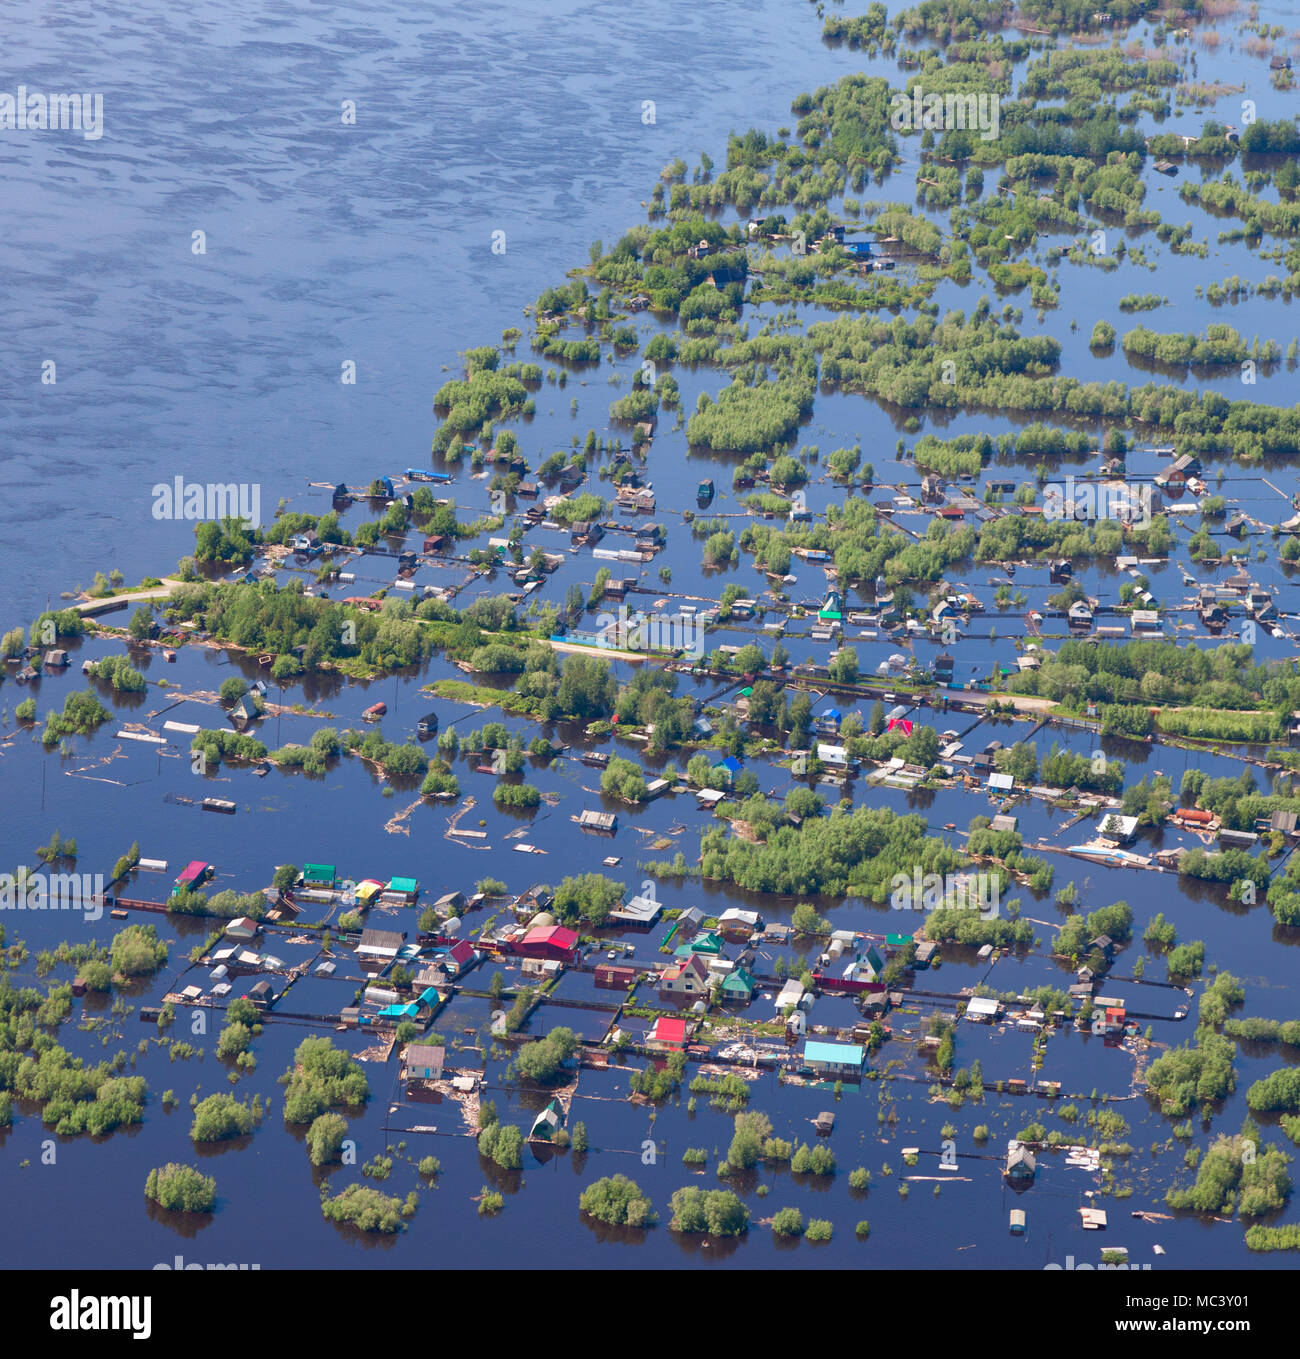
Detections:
[3, 0, 1300, 1270]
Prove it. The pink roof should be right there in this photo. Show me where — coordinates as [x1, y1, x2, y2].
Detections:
[524, 925, 578, 949]
[177, 860, 209, 883]
[447, 939, 474, 965]
[650, 1016, 688, 1044]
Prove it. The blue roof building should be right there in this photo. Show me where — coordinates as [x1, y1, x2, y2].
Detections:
[804, 1040, 865, 1076]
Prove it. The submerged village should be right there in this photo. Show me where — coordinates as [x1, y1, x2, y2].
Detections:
[9, 1, 1300, 1270]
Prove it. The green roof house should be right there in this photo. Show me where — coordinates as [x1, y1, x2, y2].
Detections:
[720, 966, 757, 1003]
[674, 930, 723, 957]
[529, 1099, 564, 1142]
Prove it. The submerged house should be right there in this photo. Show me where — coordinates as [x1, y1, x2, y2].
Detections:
[1005, 1142, 1036, 1183]
[403, 1044, 445, 1083]
[659, 953, 710, 999]
[803, 1041, 865, 1079]
[357, 928, 405, 964]
[646, 1015, 689, 1051]
[529, 1099, 565, 1142]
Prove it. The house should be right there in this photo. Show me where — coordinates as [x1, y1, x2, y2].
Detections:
[914, 940, 939, 968]
[577, 809, 618, 833]
[815, 1111, 836, 1135]
[353, 879, 384, 908]
[659, 953, 710, 998]
[610, 893, 660, 925]
[775, 979, 808, 1011]
[173, 860, 212, 895]
[302, 863, 336, 890]
[989, 813, 1018, 834]
[720, 967, 757, 1004]
[520, 954, 562, 981]
[44, 649, 69, 668]
[1247, 589, 1274, 619]
[1098, 813, 1139, 845]
[1049, 559, 1072, 583]
[594, 963, 636, 989]
[674, 930, 722, 957]
[404, 1045, 445, 1082]
[438, 938, 479, 977]
[570, 520, 604, 547]
[1130, 609, 1161, 633]
[416, 711, 439, 738]
[717, 908, 762, 935]
[529, 1099, 564, 1142]
[362, 701, 387, 721]
[966, 996, 1001, 1023]
[357, 928, 405, 962]
[1270, 810, 1300, 838]
[934, 652, 954, 683]
[1089, 934, 1114, 959]
[224, 916, 261, 942]
[384, 877, 420, 905]
[515, 924, 580, 964]
[434, 890, 467, 917]
[246, 979, 274, 1009]
[230, 694, 260, 724]
[1005, 1142, 1036, 1182]
[646, 1015, 689, 1051]
[803, 1041, 865, 1079]
[516, 884, 555, 914]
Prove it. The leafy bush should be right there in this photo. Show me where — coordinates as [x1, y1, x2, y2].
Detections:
[579, 1175, 655, 1226]
[145, 1163, 216, 1213]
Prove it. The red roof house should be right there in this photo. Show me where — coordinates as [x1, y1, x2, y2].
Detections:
[442, 939, 479, 975]
[646, 1015, 688, 1051]
[515, 924, 580, 963]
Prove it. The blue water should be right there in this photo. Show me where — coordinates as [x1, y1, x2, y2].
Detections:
[0, 0, 865, 620]
[5, 0, 1300, 1272]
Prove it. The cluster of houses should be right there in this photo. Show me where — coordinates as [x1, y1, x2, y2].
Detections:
[654, 907, 765, 1007]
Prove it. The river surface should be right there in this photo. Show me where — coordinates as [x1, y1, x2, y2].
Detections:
[3, 0, 1300, 1269]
